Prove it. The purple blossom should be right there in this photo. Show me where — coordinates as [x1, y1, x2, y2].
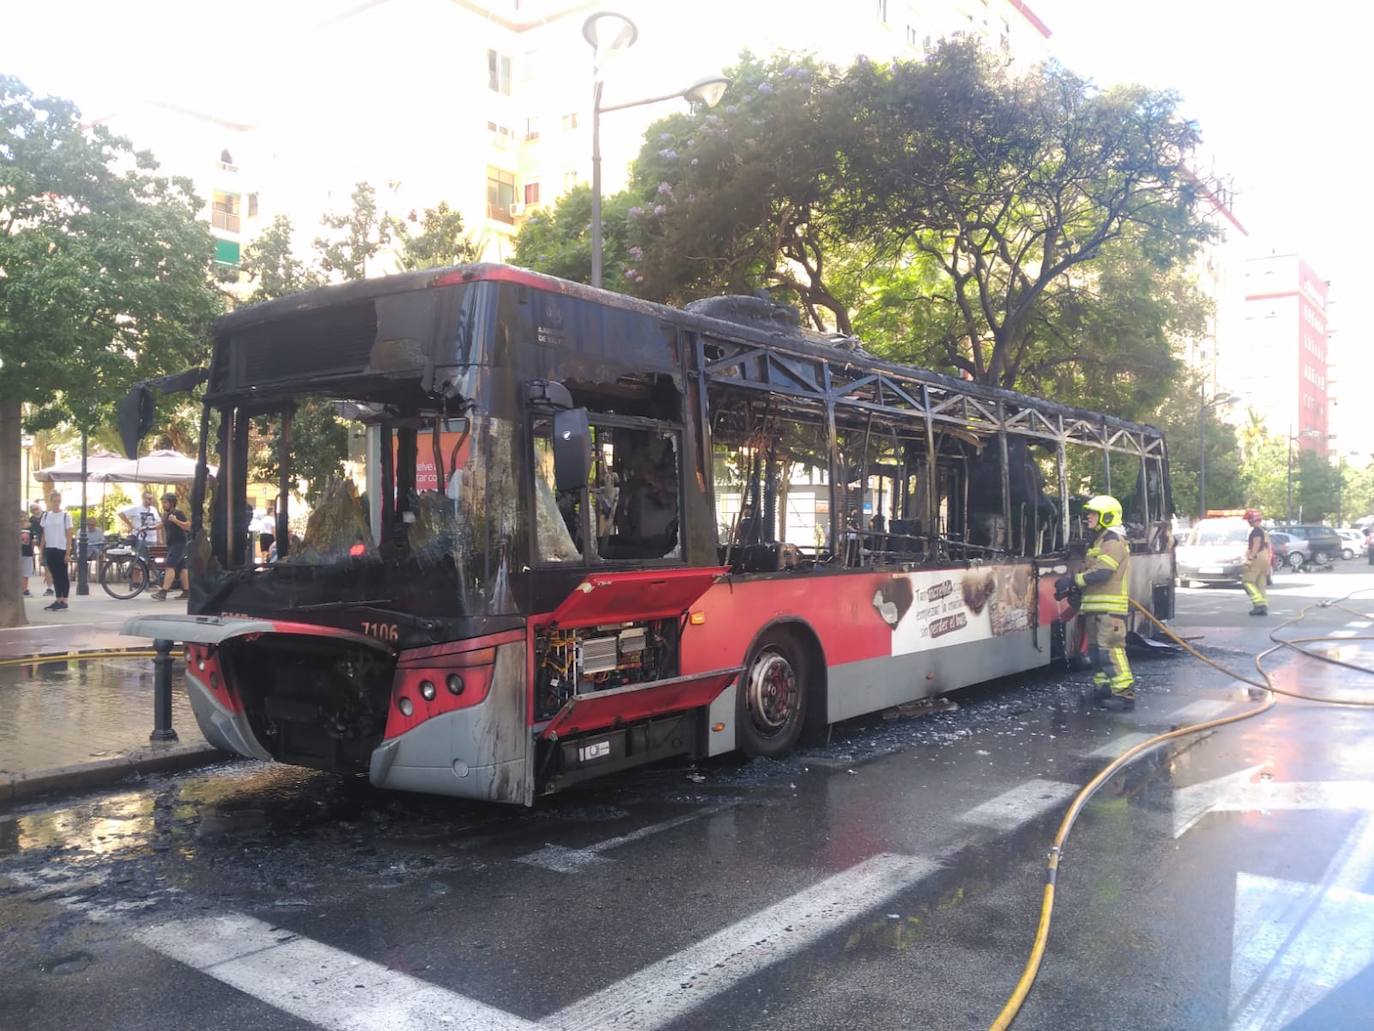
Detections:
[624, 267, 637, 279]
[757, 82, 775, 95]
[657, 181, 673, 196]
[725, 104, 738, 115]
[658, 148, 678, 160]
[653, 204, 666, 217]
[628, 206, 643, 217]
[629, 246, 643, 259]
[659, 132, 672, 141]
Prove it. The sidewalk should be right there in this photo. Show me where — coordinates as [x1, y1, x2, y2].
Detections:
[1, 591, 227, 805]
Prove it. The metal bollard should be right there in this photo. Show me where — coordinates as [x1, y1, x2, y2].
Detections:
[150, 638, 179, 743]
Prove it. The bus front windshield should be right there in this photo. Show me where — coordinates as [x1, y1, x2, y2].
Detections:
[203, 397, 524, 622]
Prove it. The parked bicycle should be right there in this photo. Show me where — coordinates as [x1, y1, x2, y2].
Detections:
[99, 535, 153, 600]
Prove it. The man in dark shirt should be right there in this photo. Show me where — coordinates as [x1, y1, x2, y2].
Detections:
[151, 493, 190, 601]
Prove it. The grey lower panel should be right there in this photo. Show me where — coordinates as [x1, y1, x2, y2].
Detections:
[827, 631, 1046, 724]
[706, 682, 738, 757]
[368, 641, 530, 805]
[185, 672, 272, 761]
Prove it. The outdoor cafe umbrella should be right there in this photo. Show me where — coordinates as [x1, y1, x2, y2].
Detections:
[101, 449, 215, 486]
[33, 450, 128, 483]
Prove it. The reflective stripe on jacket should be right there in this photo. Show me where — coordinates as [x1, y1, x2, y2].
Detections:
[1077, 528, 1130, 614]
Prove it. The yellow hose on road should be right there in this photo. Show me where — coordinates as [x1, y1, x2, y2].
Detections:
[0, 648, 181, 668]
[989, 590, 1374, 1030]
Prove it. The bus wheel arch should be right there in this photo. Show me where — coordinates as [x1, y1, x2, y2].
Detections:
[735, 619, 827, 758]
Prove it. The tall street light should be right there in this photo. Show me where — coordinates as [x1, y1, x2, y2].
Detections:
[1198, 386, 1238, 519]
[1286, 427, 1322, 524]
[583, 12, 728, 288]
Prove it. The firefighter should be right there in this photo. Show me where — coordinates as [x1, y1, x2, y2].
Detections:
[1056, 495, 1134, 711]
[1241, 508, 1270, 616]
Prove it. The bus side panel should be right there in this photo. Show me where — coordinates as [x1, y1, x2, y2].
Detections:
[688, 563, 1045, 753]
[368, 641, 530, 804]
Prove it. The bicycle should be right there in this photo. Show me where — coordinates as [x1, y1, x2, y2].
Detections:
[99, 535, 153, 600]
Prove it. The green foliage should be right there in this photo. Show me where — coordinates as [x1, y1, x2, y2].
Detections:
[315, 181, 391, 282]
[242, 215, 322, 302]
[1152, 376, 1243, 519]
[1294, 450, 1341, 523]
[0, 75, 223, 428]
[389, 202, 480, 270]
[513, 185, 636, 289]
[91, 487, 133, 533]
[515, 43, 1215, 418]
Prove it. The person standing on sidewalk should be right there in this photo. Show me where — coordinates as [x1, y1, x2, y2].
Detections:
[20, 502, 40, 596]
[119, 490, 162, 558]
[1241, 508, 1271, 616]
[151, 493, 190, 601]
[39, 492, 73, 611]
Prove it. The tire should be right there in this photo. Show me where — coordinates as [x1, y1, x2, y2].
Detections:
[1288, 551, 1305, 571]
[100, 555, 151, 600]
[1343, 548, 1355, 561]
[736, 629, 808, 758]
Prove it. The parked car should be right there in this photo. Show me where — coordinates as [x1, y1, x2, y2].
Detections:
[1335, 528, 1364, 560]
[1175, 518, 1252, 586]
[1276, 524, 1344, 570]
[1268, 531, 1290, 570]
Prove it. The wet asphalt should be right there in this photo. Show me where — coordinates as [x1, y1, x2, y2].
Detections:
[2, 566, 1373, 1031]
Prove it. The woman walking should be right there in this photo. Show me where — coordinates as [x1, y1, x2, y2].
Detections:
[40, 492, 73, 612]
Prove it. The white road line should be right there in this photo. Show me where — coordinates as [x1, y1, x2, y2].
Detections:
[542, 852, 939, 1031]
[1329, 629, 1357, 638]
[132, 913, 540, 1031]
[1086, 732, 1155, 760]
[518, 803, 738, 874]
[1347, 620, 1372, 629]
[1167, 699, 1232, 723]
[957, 779, 1077, 831]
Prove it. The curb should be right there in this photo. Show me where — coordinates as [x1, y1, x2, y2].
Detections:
[0, 743, 231, 806]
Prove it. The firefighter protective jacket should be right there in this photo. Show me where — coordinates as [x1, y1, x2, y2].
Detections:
[1075, 526, 1131, 615]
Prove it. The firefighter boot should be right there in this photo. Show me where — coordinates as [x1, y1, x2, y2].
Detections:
[1098, 690, 1136, 712]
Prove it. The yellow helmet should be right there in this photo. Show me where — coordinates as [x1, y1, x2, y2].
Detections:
[1084, 494, 1123, 529]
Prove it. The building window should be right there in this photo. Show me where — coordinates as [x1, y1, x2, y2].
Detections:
[525, 116, 540, 141]
[524, 182, 541, 206]
[211, 191, 240, 233]
[563, 169, 579, 191]
[488, 49, 512, 95]
[247, 192, 259, 218]
[561, 112, 580, 131]
[218, 148, 237, 172]
[487, 120, 514, 140]
[906, 25, 918, 46]
[487, 168, 516, 223]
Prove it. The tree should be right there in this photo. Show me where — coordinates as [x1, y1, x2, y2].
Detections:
[242, 215, 321, 302]
[0, 76, 222, 627]
[389, 202, 480, 270]
[513, 185, 636, 289]
[1295, 450, 1341, 523]
[315, 181, 390, 282]
[1154, 374, 1243, 520]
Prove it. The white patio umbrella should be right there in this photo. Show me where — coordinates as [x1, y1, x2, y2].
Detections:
[34, 450, 128, 483]
[101, 449, 216, 486]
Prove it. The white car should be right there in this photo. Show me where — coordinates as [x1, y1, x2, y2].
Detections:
[1336, 528, 1365, 560]
[1175, 518, 1253, 586]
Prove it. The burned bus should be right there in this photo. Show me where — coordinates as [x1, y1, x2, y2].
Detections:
[125, 264, 1176, 805]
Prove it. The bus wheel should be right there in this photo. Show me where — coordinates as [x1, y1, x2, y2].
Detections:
[737, 630, 807, 758]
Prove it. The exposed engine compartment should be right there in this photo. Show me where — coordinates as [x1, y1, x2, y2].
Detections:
[534, 617, 679, 721]
[221, 635, 396, 774]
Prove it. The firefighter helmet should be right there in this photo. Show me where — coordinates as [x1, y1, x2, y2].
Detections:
[1084, 494, 1123, 529]
[1244, 508, 1262, 523]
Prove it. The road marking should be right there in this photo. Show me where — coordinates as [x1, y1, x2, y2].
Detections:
[1329, 629, 1357, 638]
[542, 852, 940, 1031]
[1086, 732, 1154, 760]
[1167, 698, 1232, 724]
[134, 913, 541, 1031]
[1230, 814, 1374, 1030]
[1172, 765, 1374, 838]
[1346, 620, 1372, 629]
[517, 803, 738, 874]
[957, 779, 1077, 831]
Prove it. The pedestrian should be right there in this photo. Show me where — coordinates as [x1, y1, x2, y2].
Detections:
[1241, 508, 1271, 617]
[151, 492, 190, 601]
[39, 491, 73, 612]
[258, 500, 276, 562]
[1056, 495, 1133, 710]
[119, 490, 162, 558]
[20, 502, 41, 596]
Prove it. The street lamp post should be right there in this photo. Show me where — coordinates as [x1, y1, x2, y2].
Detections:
[583, 12, 728, 289]
[1198, 385, 1237, 520]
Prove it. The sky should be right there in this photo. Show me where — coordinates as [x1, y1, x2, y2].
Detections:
[2, 0, 1368, 449]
